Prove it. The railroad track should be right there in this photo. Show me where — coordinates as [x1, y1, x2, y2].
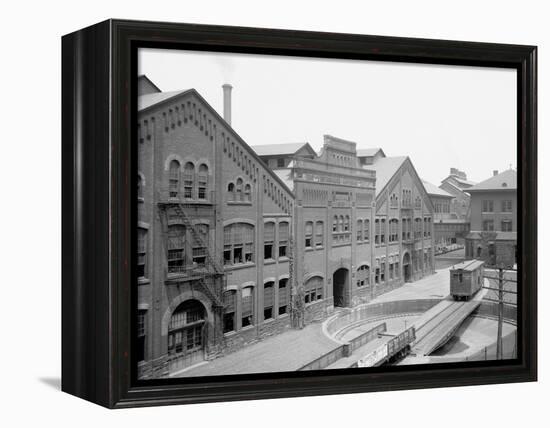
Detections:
[411, 301, 473, 356]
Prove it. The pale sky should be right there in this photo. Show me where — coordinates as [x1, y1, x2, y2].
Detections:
[138, 48, 517, 185]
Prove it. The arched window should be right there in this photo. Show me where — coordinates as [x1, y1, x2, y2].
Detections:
[224, 223, 254, 265]
[315, 221, 324, 247]
[167, 225, 186, 273]
[169, 159, 180, 197]
[168, 300, 205, 356]
[304, 276, 323, 303]
[263, 281, 275, 320]
[227, 182, 235, 201]
[223, 290, 236, 333]
[198, 164, 208, 200]
[332, 216, 338, 232]
[137, 175, 144, 199]
[305, 221, 313, 248]
[137, 228, 147, 278]
[357, 219, 363, 241]
[264, 222, 275, 260]
[279, 222, 289, 257]
[183, 162, 195, 199]
[344, 215, 350, 232]
[278, 278, 289, 315]
[236, 178, 243, 201]
[357, 265, 370, 287]
[241, 286, 254, 327]
[244, 184, 252, 202]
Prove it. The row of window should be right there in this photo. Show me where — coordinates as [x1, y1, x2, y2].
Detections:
[390, 191, 422, 209]
[483, 219, 514, 232]
[227, 179, 252, 202]
[168, 160, 209, 200]
[223, 278, 290, 333]
[482, 199, 513, 213]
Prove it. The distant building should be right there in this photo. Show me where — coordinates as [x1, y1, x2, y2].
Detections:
[465, 169, 517, 267]
[251, 142, 317, 170]
[439, 167, 476, 220]
[423, 180, 469, 250]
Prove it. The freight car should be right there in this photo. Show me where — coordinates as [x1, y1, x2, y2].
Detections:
[356, 326, 416, 368]
[450, 259, 485, 301]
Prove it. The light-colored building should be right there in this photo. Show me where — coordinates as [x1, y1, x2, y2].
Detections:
[439, 167, 476, 220]
[465, 169, 517, 267]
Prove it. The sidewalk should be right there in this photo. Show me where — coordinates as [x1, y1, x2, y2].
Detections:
[173, 320, 340, 378]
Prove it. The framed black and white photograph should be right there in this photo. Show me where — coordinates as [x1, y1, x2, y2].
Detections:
[62, 19, 537, 408]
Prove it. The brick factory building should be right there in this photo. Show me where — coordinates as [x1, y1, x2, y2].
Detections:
[136, 76, 436, 378]
[465, 169, 517, 267]
[439, 167, 476, 220]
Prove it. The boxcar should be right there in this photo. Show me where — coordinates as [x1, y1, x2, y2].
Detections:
[450, 260, 485, 300]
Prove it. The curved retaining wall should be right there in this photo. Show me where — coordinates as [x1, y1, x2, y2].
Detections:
[324, 299, 441, 339]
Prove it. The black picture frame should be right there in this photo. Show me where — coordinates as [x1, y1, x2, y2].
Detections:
[61, 19, 537, 409]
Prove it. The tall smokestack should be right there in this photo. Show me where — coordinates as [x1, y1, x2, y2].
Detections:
[222, 84, 233, 125]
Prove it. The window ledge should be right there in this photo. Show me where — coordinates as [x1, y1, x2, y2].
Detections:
[264, 259, 276, 265]
[240, 325, 255, 332]
[278, 257, 290, 262]
[228, 201, 253, 206]
[224, 262, 256, 272]
[138, 278, 150, 285]
[223, 331, 237, 337]
[305, 247, 314, 252]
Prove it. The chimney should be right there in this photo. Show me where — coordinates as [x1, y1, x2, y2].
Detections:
[222, 84, 233, 125]
[493, 170, 499, 176]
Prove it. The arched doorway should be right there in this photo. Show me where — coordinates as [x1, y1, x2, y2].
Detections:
[332, 268, 349, 307]
[167, 299, 206, 372]
[402, 252, 411, 282]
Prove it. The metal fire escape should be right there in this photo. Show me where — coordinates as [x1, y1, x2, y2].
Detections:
[157, 195, 225, 310]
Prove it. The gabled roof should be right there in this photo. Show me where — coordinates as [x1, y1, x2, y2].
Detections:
[138, 89, 189, 111]
[467, 169, 517, 192]
[441, 174, 476, 187]
[137, 85, 295, 197]
[422, 180, 454, 198]
[251, 142, 317, 157]
[138, 74, 162, 95]
[364, 156, 407, 195]
[273, 169, 294, 191]
[356, 148, 385, 157]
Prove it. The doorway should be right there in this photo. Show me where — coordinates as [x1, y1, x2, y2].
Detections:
[332, 268, 349, 307]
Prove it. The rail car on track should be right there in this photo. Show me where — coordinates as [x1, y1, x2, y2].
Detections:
[450, 259, 485, 301]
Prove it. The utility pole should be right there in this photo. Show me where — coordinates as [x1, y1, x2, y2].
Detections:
[496, 267, 504, 360]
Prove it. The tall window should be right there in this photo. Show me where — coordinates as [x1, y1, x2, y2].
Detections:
[264, 222, 275, 260]
[137, 228, 147, 278]
[244, 184, 252, 202]
[304, 276, 323, 304]
[380, 261, 386, 282]
[501, 220, 513, 232]
[227, 182, 235, 201]
[482, 200, 494, 212]
[241, 287, 254, 327]
[344, 215, 350, 232]
[390, 193, 398, 208]
[278, 278, 289, 315]
[223, 290, 236, 333]
[263, 281, 274, 320]
[137, 310, 147, 361]
[501, 200, 512, 212]
[277, 158, 285, 167]
[415, 196, 421, 209]
[236, 178, 243, 201]
[169, 159, 180, 197]
[167, 225, 185, 273]
[356, 265, 369, 287]
[364, 219, 370, 242]
[192, 224, 209, 266]
[305, 221, 313, 248]
[183, 162, 194, 199]
[380, 219, 386, 244]
[415, 218, 422, 239]
[224, 223, 255, 265]
[279, 222, 289, 257]
[332, 216, 338, 232]
[375, 219, 380, 244]
[357, 219, 363, 241]
[389, 219, 399, 242]
[315, 221, 324, 247]
[197, 164, 208, 199]
[483, 220, 495, 232]
[137, 175, 144, 199]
